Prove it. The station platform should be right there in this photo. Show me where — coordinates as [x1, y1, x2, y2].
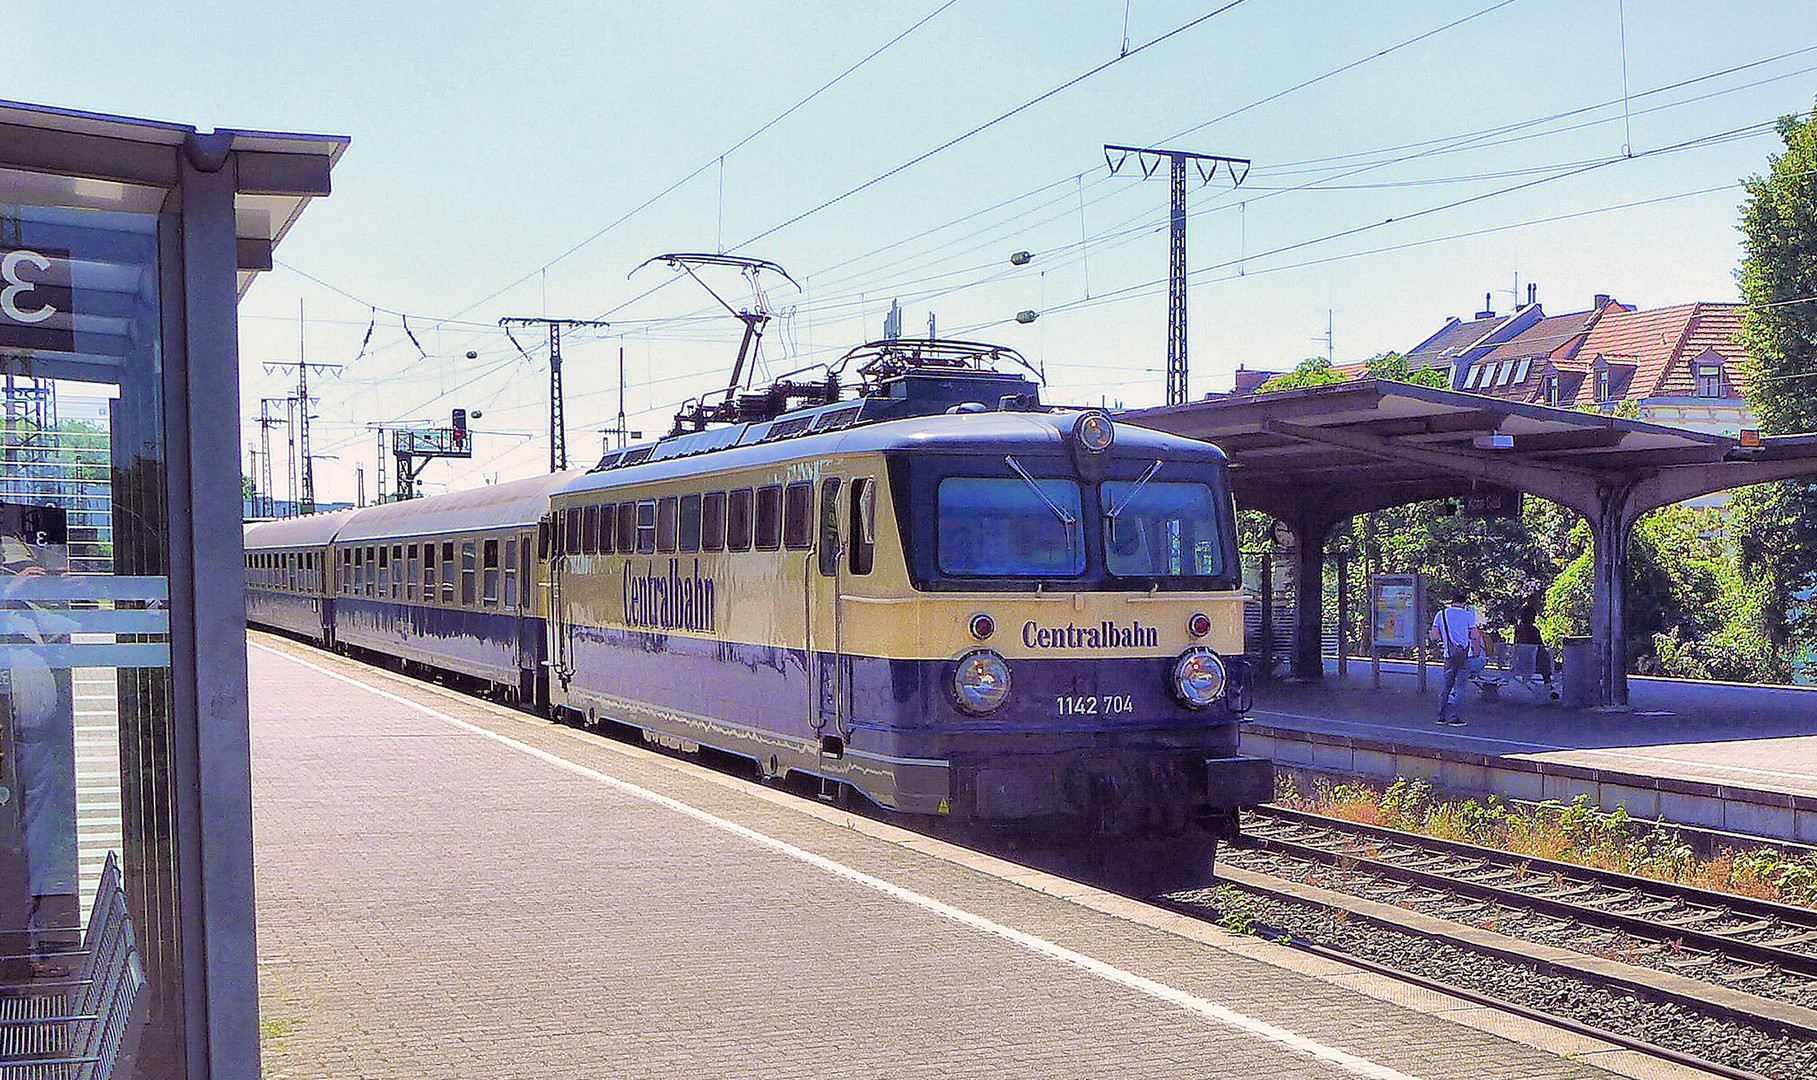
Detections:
[1246, 661, 1817, 844]
[246, 634, 1685, 1080]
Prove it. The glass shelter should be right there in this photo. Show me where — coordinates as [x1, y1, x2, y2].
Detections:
[0, 100, 344, 1078]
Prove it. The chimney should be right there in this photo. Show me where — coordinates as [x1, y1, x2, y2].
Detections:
[1527, 283, 1537, 308]
[1233, 368, 1277, 395]
[1594, 293, 1611, 309]
[1475, 291, 1495, 320]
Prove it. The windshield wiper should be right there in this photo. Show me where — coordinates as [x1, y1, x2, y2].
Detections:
[1106, 460, 1164, 518]
[1003, 455, 1075, 526]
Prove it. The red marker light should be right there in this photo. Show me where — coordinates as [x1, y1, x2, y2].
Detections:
[970, 613, 995, 640]
[1187, 612, 1212, 638]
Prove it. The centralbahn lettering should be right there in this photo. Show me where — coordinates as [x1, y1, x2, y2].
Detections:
[1022, 619, 1157, 650]
[623, 557, 717, 632]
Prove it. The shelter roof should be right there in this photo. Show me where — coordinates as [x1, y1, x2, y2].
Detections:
[1121, 379, 1789, 519]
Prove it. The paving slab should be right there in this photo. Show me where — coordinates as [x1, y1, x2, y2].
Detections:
[250, 635, 1667, 1080]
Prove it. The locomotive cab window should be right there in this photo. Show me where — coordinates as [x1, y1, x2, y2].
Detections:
[657, 496, 678, 553]
[783, 481, 813, 550]
[849, 479, 876, 576]
[726, 488, 753, 552]
[1101, 480, 1226, 579]
[616, 500, 637, 554]
[755, 484, 783, 550]
[937, 476, 1085, 577]
[701, 491, 727, 552]
[817, 478, 842, 576]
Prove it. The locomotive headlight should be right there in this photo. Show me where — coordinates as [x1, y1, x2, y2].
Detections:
[1073, 411, 1115, 453]
[952, 649, 1012, 714]
[1170, 647, 1227, 709]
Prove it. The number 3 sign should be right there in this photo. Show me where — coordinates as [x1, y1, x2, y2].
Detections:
[0, 245, 73, 352]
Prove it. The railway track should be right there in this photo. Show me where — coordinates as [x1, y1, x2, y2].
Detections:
[1162, 804, 1817, 1080]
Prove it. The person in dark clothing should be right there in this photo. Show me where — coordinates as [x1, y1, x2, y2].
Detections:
[1513, 602, 1553, 684]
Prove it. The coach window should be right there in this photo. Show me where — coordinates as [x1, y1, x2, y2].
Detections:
[483, 538, 501, 605]
[392, 545, 404, 597]
[442, 541, 457, 603]
[405, 545, 419, 601]
[701, 491, 727, 552]
[368, 545, 379, 596]
[351, 548, 363, 597]
[422, 545, 436, 603]
[657, 496, 678, 553]
[784, 481, 813, 550]
[850, 478, 876, 575]
[636, 500, 658, 554]
[567, 507, 583, 555]
[616, 500, 637, 554]
[726, 488, 753, 552]
[503, 538, 518, 612]
[679, 493, 702, 553]
[339, 549, 350, 594]
[817, 478, 842, 575]
[756, 484, 783, 550]
[461, 541, 478, 605]
[580, 505, 599, 554]
[599, 502, 616, 554]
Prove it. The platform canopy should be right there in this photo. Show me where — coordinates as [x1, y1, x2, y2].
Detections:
[1124, 380, 1817, 706]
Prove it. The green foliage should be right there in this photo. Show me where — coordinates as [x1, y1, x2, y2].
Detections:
[1365, 350, 1449, 389]
[1255, 355, 1345, 393]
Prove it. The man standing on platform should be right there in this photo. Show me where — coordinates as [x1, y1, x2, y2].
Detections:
[1430, 593, 1488, 727]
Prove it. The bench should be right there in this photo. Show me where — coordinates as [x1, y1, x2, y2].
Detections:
[0, 852, 144, 1079]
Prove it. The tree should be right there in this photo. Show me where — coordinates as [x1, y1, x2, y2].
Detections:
[1364, 350, 1449, 389]
[1733, 99, 1817, 664]
[1255, 355, 1345, 393]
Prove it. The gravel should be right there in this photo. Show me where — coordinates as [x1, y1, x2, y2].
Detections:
[1164, 883, 1817, 1080]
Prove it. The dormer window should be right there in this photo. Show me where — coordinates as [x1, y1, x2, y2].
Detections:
[1696, 364, 1722, 398]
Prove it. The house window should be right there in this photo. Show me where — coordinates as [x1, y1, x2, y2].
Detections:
[1513, 358, 1531, 384]
[1696, 365, 1722, 398]
[1596, 369, 1611, 402]
[1545, 374, 1560, 407]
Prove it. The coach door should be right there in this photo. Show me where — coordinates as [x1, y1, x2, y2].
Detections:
[808, 477, 850, 745]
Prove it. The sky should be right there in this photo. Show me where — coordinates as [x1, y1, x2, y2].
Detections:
[19, 1, 1817, 505]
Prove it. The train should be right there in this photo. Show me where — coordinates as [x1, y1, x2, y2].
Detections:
[244, 339, 1274, 891]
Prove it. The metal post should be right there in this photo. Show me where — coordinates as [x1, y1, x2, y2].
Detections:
[1415, 574, 1428, 694]
[1336, 548, 1348, 678]
[1102, 146, 1249, 407]
[1167, 154, 1187, 405]
[500, 316, 611, 472]
[1257, 554, 1273, 681]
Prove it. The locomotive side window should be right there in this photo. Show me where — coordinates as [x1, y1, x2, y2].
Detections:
[817, 478, 842, 576]
[616, 500, 636, 554]
[679, 493, 702, 553]
[700, 491, 726, 552]
[442, 541, 456, 603]
[503, 538, 518, 612]
[936, 476, 1085, 577]
[566, 507, 583, 555]
[783, 481, 813, 550]
[461, 541, 477, 605]
[726, 488, 753, 552]
[598, 503, 616, 554]
[538, 518, 550, 560]
[636, 500, 657, 554]
[657, 496, 678, 553]
[755, 484, 783, 551]
[581, 505, 600, 554]
[1100, 480, 1225, 578]
[483, 538, 501, 605]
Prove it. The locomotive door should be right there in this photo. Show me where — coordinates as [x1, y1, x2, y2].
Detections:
[809, 477, 850, 741]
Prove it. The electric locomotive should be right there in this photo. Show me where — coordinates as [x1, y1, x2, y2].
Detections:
[244, 338, 1273, 890]
[542, 339, 1271, 889]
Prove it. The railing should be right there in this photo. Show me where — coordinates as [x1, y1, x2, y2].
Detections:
[0, 852, 144, 1079]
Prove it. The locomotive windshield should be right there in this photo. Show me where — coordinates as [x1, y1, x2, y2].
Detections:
[1101, 479, 1225, 578]
[936, 476, 1086, 577]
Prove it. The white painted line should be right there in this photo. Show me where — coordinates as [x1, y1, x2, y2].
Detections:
[254, 642, 1427, 1080]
